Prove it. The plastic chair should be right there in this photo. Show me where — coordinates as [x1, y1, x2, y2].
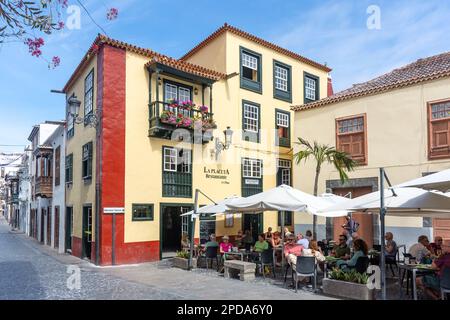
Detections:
[339, 256, 369, 274]
[294, 256, 317, 293]
[440, 267, 450, 300]
[202, 246, 219, 271]
[257, 249, 276, 278]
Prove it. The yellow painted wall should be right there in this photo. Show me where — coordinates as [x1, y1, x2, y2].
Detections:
[65, 57, 97, 239]
[293, 77, 450, 229]
[122, 31, 329, 244]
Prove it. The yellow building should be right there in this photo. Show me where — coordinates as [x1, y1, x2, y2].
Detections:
[61, 24, 330, 265]
[292, 52, 450, 249]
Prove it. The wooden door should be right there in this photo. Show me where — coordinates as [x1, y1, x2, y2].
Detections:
[40, 209, 45, 243]
[46, 207, 51, 245]
[54, 207, 59, 249]
[332, 186, 374, 248]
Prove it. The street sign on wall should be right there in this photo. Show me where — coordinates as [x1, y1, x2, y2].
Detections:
[103, 207, 125, 214]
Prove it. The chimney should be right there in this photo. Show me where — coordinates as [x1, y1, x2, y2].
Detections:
[327, 75, 334, 97]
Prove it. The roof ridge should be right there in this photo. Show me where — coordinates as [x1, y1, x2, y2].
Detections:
[291, 51, 450, 112]
[180, 23, 332, 73]
[63, 34, 225, 92]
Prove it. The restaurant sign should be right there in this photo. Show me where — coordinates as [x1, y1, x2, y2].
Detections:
[204, 166, 230, 184]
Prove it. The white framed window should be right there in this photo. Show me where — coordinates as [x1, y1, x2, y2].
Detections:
[163, 147, 177, 172]
[84, 70, 94, 116]
[242, 53, 258, 70]
[243, 103, 259, 133]
[275, 65, 288, 92]
[276, 112, 289, 128]
[305, 76, 317, 101]
[164, 83, 178, 102]
[243, 158, 262, 178]
[179, 87, 191, 102]
[179, 149, 191, 174]
[277, 159, 291, 186]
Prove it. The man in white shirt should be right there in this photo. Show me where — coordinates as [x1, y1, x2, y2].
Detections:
[409, 235, 432, 262]
[296, 233, 309, 249]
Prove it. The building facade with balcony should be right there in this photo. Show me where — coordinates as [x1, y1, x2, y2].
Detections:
[27, 121, 63, 244]
[62, 24, 331, 265]
[292, 52, 450, 249]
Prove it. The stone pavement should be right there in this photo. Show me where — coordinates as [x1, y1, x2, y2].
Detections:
[0, 216, 335, 300]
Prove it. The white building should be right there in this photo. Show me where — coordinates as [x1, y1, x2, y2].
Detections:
[44, 125, 66, 253]
[27, 121, 64, 244]
[17, 147, 32, 234]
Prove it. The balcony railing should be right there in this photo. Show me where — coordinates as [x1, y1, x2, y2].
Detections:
[35, 176, 53, 198]
[148, 101, 216, 144]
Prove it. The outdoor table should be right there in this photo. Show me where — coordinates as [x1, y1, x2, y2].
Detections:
[398, 263, 435, 300]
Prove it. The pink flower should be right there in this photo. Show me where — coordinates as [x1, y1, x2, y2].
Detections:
[107, 8, 119, 20]
[57, 21, 65, 30]
[52, 56, 61, 68]
[25, 38, 45, 58]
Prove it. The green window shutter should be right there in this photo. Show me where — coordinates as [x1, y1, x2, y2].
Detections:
[273, 60, 292, 103]
[162, 147, 192, 198]
[240, 46, 262, 94]
[242, 100, 261, 143]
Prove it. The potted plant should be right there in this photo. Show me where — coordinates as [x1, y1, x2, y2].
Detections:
[322, 269, 375, 300]
[172, 250, 196, 270]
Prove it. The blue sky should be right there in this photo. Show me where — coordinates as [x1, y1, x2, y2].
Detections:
[1, 0, 450, 153]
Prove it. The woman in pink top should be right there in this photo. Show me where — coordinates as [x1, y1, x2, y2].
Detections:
[220, 235, 233, 253]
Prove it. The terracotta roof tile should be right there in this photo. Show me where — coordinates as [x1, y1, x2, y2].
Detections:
[63, 34, 225, 92]
[180, 23, 332, 73]
[292, 51, 450, 111]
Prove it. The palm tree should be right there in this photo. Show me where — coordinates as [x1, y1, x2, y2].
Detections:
[294, 137, 357, 239]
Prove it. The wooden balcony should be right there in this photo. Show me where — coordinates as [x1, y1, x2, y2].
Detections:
[148, 101, 216, 144]
[35, 176, 53, 198]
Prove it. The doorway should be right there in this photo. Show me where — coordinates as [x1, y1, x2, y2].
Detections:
[332, 186, 374, 248]
[40, 208, 45, 243]
[65, 207, 73, 252]
[54, 206, 59, 249]
[243, 213, 263, 244]
[160, 204, 192, 259]
[46, 207, 51, 246]
[82, 205, 93, 260]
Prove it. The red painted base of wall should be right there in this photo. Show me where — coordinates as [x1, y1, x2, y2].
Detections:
[99, 240, 160, 266]
[71, 236, 82, 258]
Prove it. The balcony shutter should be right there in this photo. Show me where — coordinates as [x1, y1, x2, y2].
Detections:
[430, 119, 450, 158]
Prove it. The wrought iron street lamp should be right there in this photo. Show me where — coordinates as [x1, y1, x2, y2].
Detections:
[215, 126, 233, 160]
[67, 95, 101, 128]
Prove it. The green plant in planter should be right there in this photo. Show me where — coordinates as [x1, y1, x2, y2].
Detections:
[329, 268, 369, 285]
[176, 250, 190, 259]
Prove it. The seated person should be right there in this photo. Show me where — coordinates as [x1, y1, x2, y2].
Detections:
[181, 232, 190, 251]
[203, 234, 219, 253]
[265, 227, 273, 241]
[331, 234, 351, 260]
[242, 230, 254, 250]
[284, 227, 292, 238]
[384, 232, 398, 262]
[305, 230, 313, 241]
[429, 236, 443, 257]
[409, 235, 433, 263]
[416, 248, 450, 300]
[220, 235, 237, 261]
[234, 230, 243, 249]
[296, 233, 309, 249]
[337, 239, 368, 271]
[271, 231, 282, 264]
[284, 234, 304, 270]
[254, 234, 269, 252]
[303, 240, 325, 263]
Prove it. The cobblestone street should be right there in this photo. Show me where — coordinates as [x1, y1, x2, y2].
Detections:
[0, 217, 335, 300]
